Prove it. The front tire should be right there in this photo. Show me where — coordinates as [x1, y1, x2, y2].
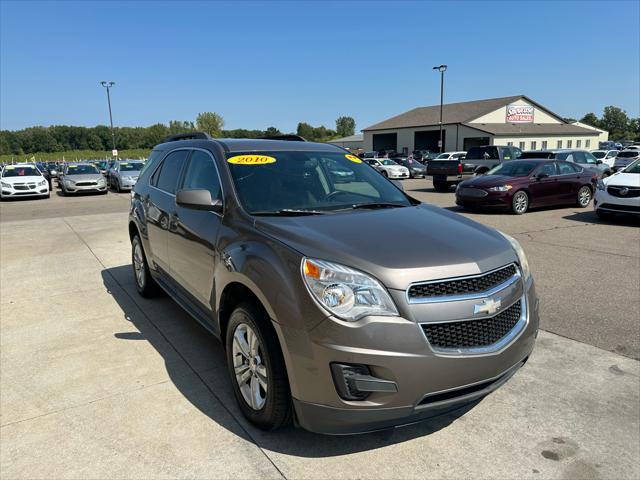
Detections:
[576, 186, 592, 208]
[131, 234, 161, 297]
[226, 302, 291, 431]
[511, 190, 529, 215]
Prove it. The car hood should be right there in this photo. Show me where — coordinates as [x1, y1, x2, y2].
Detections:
[605, 172, 640, 187]
[460, 175, 525, 188]
[1, 175, 43, 184]
[65, 174, 103, 181]
[254, 204, 516, 290]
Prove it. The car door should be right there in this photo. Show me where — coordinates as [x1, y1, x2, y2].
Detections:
[145, 149, 190, 275]
[529, 161, 560, 206]
[556, 161, 581, 202]
[168, 149, 223, 310]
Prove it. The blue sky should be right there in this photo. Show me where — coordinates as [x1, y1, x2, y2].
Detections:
[1, 0, 639, 132]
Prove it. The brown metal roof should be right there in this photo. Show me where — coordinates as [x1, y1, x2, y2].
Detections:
[363, 95, 526, 131]
[464, 123, 600, 136]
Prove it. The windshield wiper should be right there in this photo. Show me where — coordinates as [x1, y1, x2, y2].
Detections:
[351, 202, 407, 210]
[252, 209, 327, 216]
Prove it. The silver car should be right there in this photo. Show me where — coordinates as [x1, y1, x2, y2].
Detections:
[109, 161, 144, 192]
[59, 163, 108, 195]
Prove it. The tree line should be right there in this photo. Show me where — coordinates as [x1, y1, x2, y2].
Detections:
[0, 112, 357, 156]
[567, 106, 640, 141]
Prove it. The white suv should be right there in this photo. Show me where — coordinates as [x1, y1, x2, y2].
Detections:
[594, 160, 640, 219]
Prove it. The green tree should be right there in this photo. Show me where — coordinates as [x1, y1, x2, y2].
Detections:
[196, 112, 224, 137]
[168, 120, 195, 135]
[335, 116, 356, 137]
[600, 106, 629, 139]
[144, 123, 170, 147]
[265, 126, 281, 137]
[296, 122, 314, 139]
[580, 113, 600, 128]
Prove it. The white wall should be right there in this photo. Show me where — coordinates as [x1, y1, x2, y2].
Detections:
[363, 124, 489, 152]
[493, 135, 600, 151]
[470, 98, 562, 124]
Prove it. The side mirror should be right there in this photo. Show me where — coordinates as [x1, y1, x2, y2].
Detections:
[536, 172, 549, 180]
[176, 189, 223, 212]
[596, 160, 603, 165]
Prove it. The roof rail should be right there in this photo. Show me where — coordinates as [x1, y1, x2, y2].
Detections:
[259, 134, 307, 142]
[163, 132, 212, 143]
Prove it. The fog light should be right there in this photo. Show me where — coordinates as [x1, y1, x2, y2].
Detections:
[330, 363, 398, 401]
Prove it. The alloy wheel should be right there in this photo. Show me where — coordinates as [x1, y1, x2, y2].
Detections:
[232, 323, 267, 410]
[133, 240, 145, 288]
[513, 192, 528, 214]
[578, 187, 591, 207]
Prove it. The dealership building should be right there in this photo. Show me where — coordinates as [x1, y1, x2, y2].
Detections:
[362, 95, 605, 154]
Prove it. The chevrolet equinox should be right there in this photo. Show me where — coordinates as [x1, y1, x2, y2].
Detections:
[128, 132, 539, 434]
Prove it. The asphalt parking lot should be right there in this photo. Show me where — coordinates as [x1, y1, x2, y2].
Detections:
[1, 180, 639, 479]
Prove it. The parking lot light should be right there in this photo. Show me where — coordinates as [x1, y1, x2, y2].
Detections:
[432, 65, 447, 153]
[100, 81, 116, 153]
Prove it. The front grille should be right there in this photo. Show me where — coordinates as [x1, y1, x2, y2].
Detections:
[607, 186, 640, 198]
[13, 184, 35, 190]
[408, 264, 517, 300]
[457, 187, 488, 198]
[422, 300, 522, 349]
[75, 182, 97, 186]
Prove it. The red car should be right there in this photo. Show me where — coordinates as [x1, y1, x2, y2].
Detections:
[455, 159, 597, 214]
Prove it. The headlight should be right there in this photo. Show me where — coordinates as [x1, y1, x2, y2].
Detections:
[1, 181, 11, 188]
[38, 179, 46, 186]
[123, 176, 134, 181]
[488, 185, 512, 192]
[499, 232, 531, 280]
[66, 180, 75, 186]
[597, 179, 606, 190]
[301, 258, 398, 321]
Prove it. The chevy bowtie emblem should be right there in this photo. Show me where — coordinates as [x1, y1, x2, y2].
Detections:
[619, 187, 629, 196]
[474, 298, 502, 316]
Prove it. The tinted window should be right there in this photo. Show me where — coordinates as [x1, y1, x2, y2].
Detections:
[67, 164, 99, 174]
[520, 151, 554, 159]
[572, 151, 589, 164]
[487, 161, 538, 177]
[181, 150, 222, 201]
[537, 163, 558, 176]
[558, 162, 579, 174]
[466, 146, 499, 160]
[139, 149, 164, 183]
[591, 151, 606, 159]
[154, 150, 189, 194]
[618, 151, 640, 158]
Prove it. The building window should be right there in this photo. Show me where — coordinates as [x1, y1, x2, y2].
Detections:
[576, 139, 581, 148]
[567, 140, 572, 148]
[519, 141, 525, 150]
[507, 141, 513, 146]
[557, 140, 563, 148]
[586, 140, 590, 148]
[531, 141, 537, 150]
[542, 141, 548, 149]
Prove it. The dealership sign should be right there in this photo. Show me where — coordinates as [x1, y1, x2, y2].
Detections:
[506, 104, 534, 123]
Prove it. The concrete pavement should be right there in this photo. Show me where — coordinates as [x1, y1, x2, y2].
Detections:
[1, 186, 639, 479]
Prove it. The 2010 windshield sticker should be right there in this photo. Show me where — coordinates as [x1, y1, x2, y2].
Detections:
[345, 154, 362, 163]
[227, 155, 276, 165]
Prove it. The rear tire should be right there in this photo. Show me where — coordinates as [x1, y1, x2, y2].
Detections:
[576, 186, 592, 208]
[433, 180, 450, 192]
[131, 234, 161, 297]
[382, 171, 388, 178]
[226, 302, 292, 431]
[511, 190, 529, 215]
[596, 209, 615, 220]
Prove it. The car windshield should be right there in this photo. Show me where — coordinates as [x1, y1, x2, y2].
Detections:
[591, 151, 606, 159]
[66, 164, 99, 175]
[487, 161, 538, 177]
[119, 162, 143, 172]
[466, 146, 499, 160]
[2, 166, 40, 177]
[519, 151, 555, 159]
[226, 151, 411, 214]
[618, 151, 640, 158]
[435, 153, 450, 159]
[623, 160, 640, 173]
[380, 159, 398, 165]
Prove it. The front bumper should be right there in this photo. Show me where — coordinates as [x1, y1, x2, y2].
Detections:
[456, 189, 512, 209]
[64, 183, 108, 193]
[278, 277, 539, 434]
[594, 189, 640, 215]
[1, 187, 49, 198]
[387, 171, 410, 179]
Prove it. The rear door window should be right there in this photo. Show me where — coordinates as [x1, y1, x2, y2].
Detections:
[153, 150, 190, 194]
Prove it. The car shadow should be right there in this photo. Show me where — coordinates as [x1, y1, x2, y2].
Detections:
[101, 265, 479, 458]
[562, 210, 640, 227]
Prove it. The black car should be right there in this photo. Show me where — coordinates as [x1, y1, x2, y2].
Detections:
[391, 157, 427, 178]
[36, 163, 52, 189]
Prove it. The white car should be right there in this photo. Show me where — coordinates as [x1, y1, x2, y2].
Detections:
[594, 159, 640, 219]
[364, 159, 410, 179]
[1, 163, 50, 200]
[590, 149, 619, 168]
[434, 151, 467, 161]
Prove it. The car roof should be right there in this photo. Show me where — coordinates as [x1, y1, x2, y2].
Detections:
[156, 137, 344, 154]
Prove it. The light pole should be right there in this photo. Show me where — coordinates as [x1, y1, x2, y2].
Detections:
[432, 65, 447, 153]
[100, 81, 116, 152]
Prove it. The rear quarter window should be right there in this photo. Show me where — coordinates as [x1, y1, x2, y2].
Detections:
[138, 149, 164, 184]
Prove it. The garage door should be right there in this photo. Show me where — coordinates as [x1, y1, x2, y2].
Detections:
[373, 133, 397, 152]
[414, 130, 445, 152]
